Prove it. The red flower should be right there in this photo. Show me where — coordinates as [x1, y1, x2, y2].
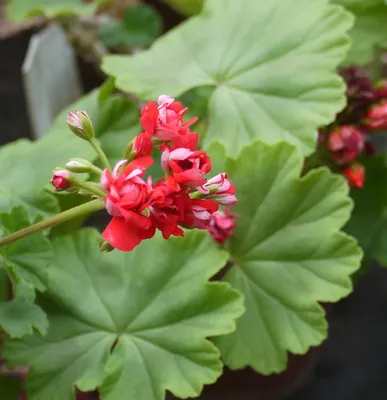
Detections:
[199, 173, 237, 205]
[149, 188, 189, 239]
[140, 95, 198, 141]
[342, 163, 364, 189]
[101, 157, 156, 251]
[161, 147, 211, 187]
[51, 170, 71, 191]
[327, 125, 364, 165]
[364, 100, 387, 131]
[207, 208, 237, 245]
[132, 132, 153, 158]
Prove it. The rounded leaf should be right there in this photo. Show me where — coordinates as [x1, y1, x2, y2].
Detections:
[103, 0, 353, 155]
[5, 229, 243, 400]
[207, 141, 363, 374]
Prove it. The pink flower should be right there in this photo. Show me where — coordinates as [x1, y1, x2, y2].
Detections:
[161, 147, 211, 187]
[207, 208, 237, 245]
[342, 163, 365, 189]
[140, 95, 198, 141]
[101, 157, 156, 251]
[327, 125, 364, 165]
[199, 173, 237, 205]
[364, 100, 387, 131]
[51, 170, 71, 191]
[188, 198, 219, 229]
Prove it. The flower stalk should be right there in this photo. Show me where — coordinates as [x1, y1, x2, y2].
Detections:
[0, 200, 105, 248]
[90, 138, 112, 171]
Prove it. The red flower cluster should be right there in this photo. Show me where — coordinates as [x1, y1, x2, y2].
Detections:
[101, 95, 237, 251]
[320, 67, 387, 189]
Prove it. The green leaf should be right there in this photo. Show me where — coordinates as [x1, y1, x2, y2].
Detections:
[98, 5, 162, 49]
[5, 229, 243, 400]
[6, 0, 103, 21]
[0, 206, 52, 297]
[160, 0, 203, 16]
[345, 155, 387, 264]
[0, 298, 48, 338]
[103, 0, 353, 156]
[0, 375, 22, 400]
[207, 141, 362, 374]
[333, 0, 387, 65]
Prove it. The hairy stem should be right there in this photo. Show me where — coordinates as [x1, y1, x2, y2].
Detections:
[0, 200, 105, 248]
[90, 138, 112, 171]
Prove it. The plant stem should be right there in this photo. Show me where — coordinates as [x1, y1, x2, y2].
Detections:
[0, 200, 105, 248]
[69, 178, 106, 197]
[90, 138, 112, 170]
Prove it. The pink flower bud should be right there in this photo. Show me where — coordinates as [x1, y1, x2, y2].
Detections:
[66, 110, 94, 140]
[207, 207, 237, 245]
[327, 126, 364, 166]
[200, 173, 237, 205]
[51, 170, 71, 191]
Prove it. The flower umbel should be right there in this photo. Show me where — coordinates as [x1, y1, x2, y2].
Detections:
[97, 94, 237, 251]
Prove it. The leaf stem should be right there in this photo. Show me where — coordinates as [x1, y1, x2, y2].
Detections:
[90, 138, 112, 170]
[0, 200, 105, 248]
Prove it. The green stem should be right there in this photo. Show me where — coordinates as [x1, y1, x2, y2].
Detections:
[69, 178, 106, 197]
[90, 138, 112, 170]
[0, 200, 105, 248]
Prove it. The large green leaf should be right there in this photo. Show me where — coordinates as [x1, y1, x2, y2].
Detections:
[6, 0, 103, 21]
[0, 298, 48, 338]
[0, 206, 52, 298]
[4, 229, 243, 400]
[207, 141, 362, 374]
[333, 0, 387, 65]
[103, 0, 353, 156]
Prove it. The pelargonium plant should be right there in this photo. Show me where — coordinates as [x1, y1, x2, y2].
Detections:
[3, 0, 382, 399]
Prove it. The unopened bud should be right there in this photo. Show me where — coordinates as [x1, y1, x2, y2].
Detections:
[66, 158, 102, 174]
[51, 170, 72, 191]
[66, 110, 95, 140]
[100, 240, 114, 252]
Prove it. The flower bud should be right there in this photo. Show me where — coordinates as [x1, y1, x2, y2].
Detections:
[66, 110, 95, 140]
[199, 173, 237, 205]
[100, 240, 114, 252]
[342, 163, 364, 189]
[66, 158, 102, 174]
[51, 170, 72, 191]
